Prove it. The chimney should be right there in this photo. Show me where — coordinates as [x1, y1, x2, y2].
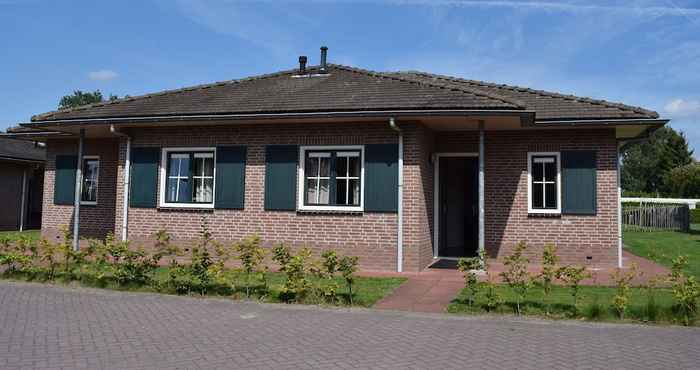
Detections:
[320, 46, 328, 73]
[298, 55, 308, 74]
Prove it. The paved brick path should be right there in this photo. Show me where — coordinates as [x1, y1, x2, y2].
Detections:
[1, 282, 698, 370]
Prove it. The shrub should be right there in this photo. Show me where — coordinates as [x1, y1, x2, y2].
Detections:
[312, 250, 341, 303]
[275, 246, 313, 302]
[338, 255, 359, 306]
[480, 251, 502, 312]
[457, 256, 481, 307]
[539, 243, 559, 315]
[152, 229, 181, 266]
[235, 235, 267, 298]
[669, 255, 700, 325]
[644, 276, 662, 322]
[39, 239, 59, 280]
[500, 241, 534, 315]
[557, 265, 590, 315]
[611, 263, 638, 320]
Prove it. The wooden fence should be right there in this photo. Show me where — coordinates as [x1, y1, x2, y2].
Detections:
[622, 204, 690, 232]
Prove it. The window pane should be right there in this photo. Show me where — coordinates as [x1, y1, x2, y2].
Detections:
[336, 178, 347, 205]
[337, 156, 348, 177]
[349, 179, 360, 205]
[194, 156, 214, 177]
[81, 160, 98, 202]
[545, 183, 557, 209]
[166, 178, 178, 202]
[305, 156, 318, 178]
[319, 157, 330, 177]
[306, 179, 318, 204]
[349, 156, 360, 177]
[532, 160, 544, 181]
[544, 160, 556, 182]
[194, 178, 213, 203]
[178, 179, 191, 203]
[533, 183, 544, 209]
[319, 179, 329, 204]
[169, 154, 189, 177]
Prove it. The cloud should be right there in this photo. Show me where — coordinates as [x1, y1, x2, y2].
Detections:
[388, 0, 700, 17]
[88, 70, 119, 81]
[665, 99, 700, 119]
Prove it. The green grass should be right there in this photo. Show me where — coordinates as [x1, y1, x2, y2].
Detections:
[448, 284, 685, 325]
[2, 264, 406, 308]
[623, 228, 700, 279]
[0, 230, 40, 243]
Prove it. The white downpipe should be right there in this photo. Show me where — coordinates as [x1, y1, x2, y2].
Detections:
[19, 169, 27, 232]
[389, 118, 404, 272]
[122, 137, 132, 241]
[110, 125, 132, 242]
[478, 121, 486, 263]
[617, 143, 623, 268]
[72, 129, 85, 251]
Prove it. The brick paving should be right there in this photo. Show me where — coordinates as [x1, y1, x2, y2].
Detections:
[2, 281, 699, 369]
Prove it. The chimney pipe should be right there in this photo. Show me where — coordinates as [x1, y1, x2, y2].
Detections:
[298, 55, 307, 74]
[320, 46, 328, 72]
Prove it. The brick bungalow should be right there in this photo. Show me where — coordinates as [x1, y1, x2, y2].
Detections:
[6, 49, 667, 272]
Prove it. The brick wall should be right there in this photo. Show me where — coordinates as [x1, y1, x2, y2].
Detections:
[111, 122, 408, 271]
[435, 128, 618, 266]
[41, 123, 620, 271]
[42, 139, 119, 243]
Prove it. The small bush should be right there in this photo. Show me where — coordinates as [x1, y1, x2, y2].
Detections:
[539, 243, 559, 315]
[338, 255, 359, 306]
[611, 264, 638, 320]
[457, 256, 481, 307]
[235, 235, 267, 298]
[669, 256, 700, 325]
[557, 265, 590, 315]
[500, 241, 534, 315]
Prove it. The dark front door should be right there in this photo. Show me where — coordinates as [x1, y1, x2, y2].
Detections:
[438, 156, 478, 258]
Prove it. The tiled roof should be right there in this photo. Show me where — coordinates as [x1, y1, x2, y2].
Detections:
[29, 64, 659, 123]
[388, 71, 659, 120]
[31, 65, 521, 122]
[0, 137, 46, 161]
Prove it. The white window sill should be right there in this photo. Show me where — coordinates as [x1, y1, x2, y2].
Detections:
[158, 203, 215, 210]
[527, 211, 561, 217]
[80, 201, 97, 206]
[298, 206, 363, 213]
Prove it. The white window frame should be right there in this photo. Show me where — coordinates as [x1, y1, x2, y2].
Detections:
[159, 147, 216, 209]
[527, 151, 561, 214]
[298, 145, 365, 212]
[80, 155, 99, 206]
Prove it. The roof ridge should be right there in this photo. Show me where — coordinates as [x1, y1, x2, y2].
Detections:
[399, 71, 659, 119]
[329, 64, 525, 109]
[31, 67, 303, 122]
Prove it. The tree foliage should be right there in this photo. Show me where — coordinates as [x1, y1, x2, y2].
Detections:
[664, 163, 700, 198]
[58, 90, 120, 110]
[621, 127, 693, 196]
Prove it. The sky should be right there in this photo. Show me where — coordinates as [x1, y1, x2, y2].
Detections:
[1, 0, 699, 151]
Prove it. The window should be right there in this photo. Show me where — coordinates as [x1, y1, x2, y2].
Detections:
[159, 148, 215, 208]
[81, 156, 99, 204]
[528, 152, 561, 214]
[298, 146, 364, 211]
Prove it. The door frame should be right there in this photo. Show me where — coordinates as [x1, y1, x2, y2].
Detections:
[433, 152, 479, 259]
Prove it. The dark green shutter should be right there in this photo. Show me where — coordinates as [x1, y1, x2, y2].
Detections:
[215, 146, 246, 209]
[364, 144, 398, 212]
[54, 155, 77, 205]
[130, 147, 160, 208]
[562, 150, 597, 215]
[264, 145, 298, 210]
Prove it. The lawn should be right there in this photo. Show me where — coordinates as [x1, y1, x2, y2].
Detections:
[2, 264, 406, 308]
[623, 228, 700, 279]
[448, 283, 683, 324]
[0, 230, 40, 243]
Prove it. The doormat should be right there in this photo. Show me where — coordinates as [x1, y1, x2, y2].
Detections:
[428, 259, 459, 269]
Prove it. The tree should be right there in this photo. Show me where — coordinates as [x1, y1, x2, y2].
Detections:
[621, 127, 693, 195]
[58, 90, 119, 110]
[665, 163, 700, 198]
